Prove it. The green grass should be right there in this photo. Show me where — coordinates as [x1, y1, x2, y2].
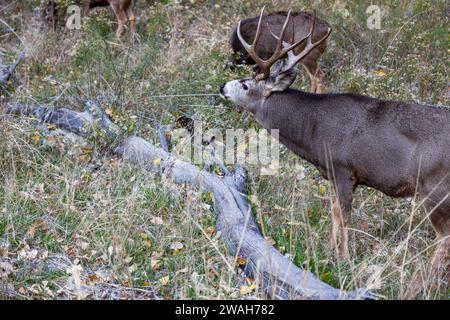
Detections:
[0, 0, 448, 300]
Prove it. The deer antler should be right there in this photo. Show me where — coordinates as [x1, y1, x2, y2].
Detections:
[237, 6, 293, 79]
[277, 10, 332, 74]
[237, 8, 332, 79]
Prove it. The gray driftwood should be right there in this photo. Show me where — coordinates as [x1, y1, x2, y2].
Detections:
[0, 51, 25, 85]
[5, 101, 372, 300]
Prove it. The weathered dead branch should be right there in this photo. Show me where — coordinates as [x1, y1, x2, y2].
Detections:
[0, 51, 25, 85]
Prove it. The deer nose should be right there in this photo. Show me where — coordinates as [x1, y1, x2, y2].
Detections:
[219, 84, 225, 94]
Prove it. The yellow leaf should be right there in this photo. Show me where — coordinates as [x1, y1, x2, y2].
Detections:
[105, 108, 114, 116]
[143, 240, 152, 248]
[153, 157, 162, 166]
[205, 226, 215, 237]
[373, 69, 387, 77]
[33, 134, 40, 144]
[236, 256, 247, 266]
[239, 283, 256, 296]
[158, 275, 170, 285]
[319, 185, 327, 195]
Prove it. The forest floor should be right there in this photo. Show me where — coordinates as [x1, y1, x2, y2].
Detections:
[0, 0, 448, 299]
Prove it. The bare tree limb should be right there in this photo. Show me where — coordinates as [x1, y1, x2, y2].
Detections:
[0, 50, 25, 85]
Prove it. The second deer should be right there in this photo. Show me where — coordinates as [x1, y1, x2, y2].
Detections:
[229, 10, 331, 93]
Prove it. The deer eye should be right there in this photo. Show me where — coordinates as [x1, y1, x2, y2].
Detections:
[242, 83, 249, 90]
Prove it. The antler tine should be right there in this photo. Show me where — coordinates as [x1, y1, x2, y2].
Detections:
[282, 10, 316, 54]
[237, 8, 330, 80]
[252, 6, 265, 47]
[255, 10, 296, 79]
[236, 7, 266, 70]
[273, 10, 292, 55]
[237, 7, 297, 80]
[282, 10, 332, 72]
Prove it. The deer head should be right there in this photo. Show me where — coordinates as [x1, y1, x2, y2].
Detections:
[220, 7, 332, 112]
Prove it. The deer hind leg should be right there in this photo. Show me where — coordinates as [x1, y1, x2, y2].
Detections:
[407, 187, 450, 298]
[301, 63, 317, 93]
[329, 199, 341, 252]
[314, 68, 326, 94]
[425, 205, 449, 292]
[125, 2, 136, 36]
[110, 1, 128, 38]
[329, 176, 355, 260]
[301, 62, 326, 94]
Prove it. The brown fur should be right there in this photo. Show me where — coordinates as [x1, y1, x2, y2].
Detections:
[81, 0, 136, 37]
[230, 11, 331, 93]
[41, 0, 136, 37]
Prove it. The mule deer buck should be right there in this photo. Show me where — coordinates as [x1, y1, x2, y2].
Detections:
[229, 10, 331, 93]
[220, 8, 450, 295]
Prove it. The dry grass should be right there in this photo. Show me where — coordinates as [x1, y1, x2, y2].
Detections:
[0, 0, 448, 299]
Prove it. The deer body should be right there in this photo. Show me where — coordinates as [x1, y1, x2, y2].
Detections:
[230, 11, 331, 93]
[256, 90, 450, 196]
[221, 8, 449, 296]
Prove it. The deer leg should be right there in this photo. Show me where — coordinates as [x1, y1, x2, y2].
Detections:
[125, 4, 136, 36]
[329, 199, 341, 251]
[329, 176, 355, 260]
[301, 64, 317, 93]
[110, 2, 128, 38]
[80, 0, 91, 17]
[406, 189, 450, 298]
[421, 207, 449, 293]
[407, 224, 449, 298]
[314, 68, 326, 94]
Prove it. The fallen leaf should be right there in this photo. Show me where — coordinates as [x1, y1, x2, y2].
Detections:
[150, 217, 164, 225]
[170, 241, 184, 251]
[373, 69, 387, 77]
[319, 185, 327, 195]
[150, 257, 160, 270]
[205, 226, 215, 237]
[239, 283, 256, 296]
[236, 256, 247, 266]
[159, 275, 170, 285]
[153, 157, 162, 166]
[32, 134, 40, 144]
[26, 220, 47, 239]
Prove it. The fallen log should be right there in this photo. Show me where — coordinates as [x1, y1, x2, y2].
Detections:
[0, 50, 25, 85]
[4, 101, 372, 300]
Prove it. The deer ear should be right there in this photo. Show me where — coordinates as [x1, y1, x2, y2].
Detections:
[263, 68, 297, 97]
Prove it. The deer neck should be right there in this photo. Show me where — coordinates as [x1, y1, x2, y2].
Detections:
[252, 89, 324, 168]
